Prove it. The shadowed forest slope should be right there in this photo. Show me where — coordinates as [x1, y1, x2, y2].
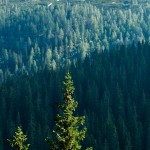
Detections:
[0, 42, 150, 150]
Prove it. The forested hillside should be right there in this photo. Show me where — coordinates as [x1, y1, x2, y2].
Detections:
[0, 1, 150, 150]
[0, 3, 150, 77]
[0, 42, 150, 150]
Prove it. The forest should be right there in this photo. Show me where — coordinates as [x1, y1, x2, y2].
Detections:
[0, 3, 150, 76]
[0, 1, 150, 150]
[1, 42, 150, 150]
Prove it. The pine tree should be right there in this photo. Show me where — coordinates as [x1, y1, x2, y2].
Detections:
[8, 126, 30, 150]
[46, 72, 92, 150]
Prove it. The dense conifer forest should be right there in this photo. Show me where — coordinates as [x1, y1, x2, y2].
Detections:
[0, 42, 150, 150]
[0, 1, 150, 150]
[0, 3, 150, 76]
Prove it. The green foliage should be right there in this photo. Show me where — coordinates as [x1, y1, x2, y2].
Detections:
[8, 127, 30, 150]
[0, 3, 149, 74]
[0, 42, 150, 149]
[46, 72, 92, 150]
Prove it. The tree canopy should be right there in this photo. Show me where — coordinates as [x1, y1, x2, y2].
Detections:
[46, 72, 92, 150]
[8, 127, 30, 150]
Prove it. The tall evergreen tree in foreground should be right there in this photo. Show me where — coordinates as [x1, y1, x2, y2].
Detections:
[46, 72, 92, 150]
[8, 126, 30, 150]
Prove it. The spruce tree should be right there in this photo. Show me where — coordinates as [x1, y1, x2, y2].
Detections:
[8, 126, 30, 150]
[46, 72, 92, 150]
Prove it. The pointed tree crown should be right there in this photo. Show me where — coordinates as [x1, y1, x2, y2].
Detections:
[8, 126, 30, 150]
[46, 72, 92, 150]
